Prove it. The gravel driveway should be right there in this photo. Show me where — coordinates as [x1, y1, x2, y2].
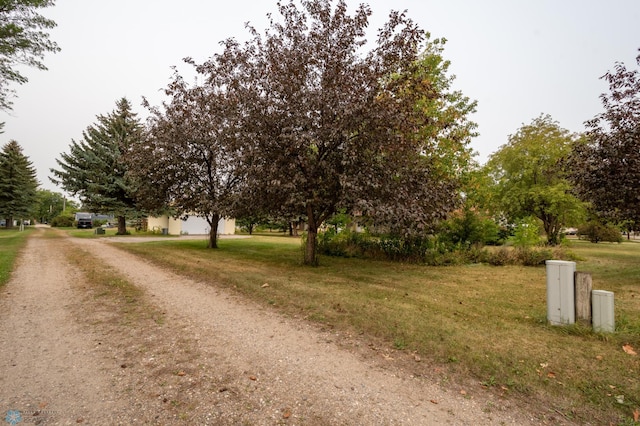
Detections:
[0, 227, 553, 425]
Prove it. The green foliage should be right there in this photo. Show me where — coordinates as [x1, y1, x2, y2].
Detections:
[34, 189, 69, 223]
[510, 217, 542, 248]
[51, 98, 143, 235]
[577, 221, 623, 243]
[0, 0, 60, 111]
[0, 140, 38, 226]
[485, 114, 586, 245]
[438, 207, 502, 248]
[49, 214, 74, 227]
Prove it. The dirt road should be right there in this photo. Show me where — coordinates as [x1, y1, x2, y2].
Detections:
[0, 228, 550, 425]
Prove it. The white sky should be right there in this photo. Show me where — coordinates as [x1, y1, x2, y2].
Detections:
[2, 0, 639, 192]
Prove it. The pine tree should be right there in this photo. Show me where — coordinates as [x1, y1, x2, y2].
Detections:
[0, 140, 38, 227]
[50, 98, 143, 234]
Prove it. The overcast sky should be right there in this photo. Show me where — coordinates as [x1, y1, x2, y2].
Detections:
[2, 0, 639, 193]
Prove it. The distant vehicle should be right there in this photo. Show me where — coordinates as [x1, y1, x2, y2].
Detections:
[77, 218, 93, 229]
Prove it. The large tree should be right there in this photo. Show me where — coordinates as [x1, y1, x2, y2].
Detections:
[192, 0, 475, 264]
[0, 140, 38, 227]
[569, 50, 640, 230]
[50, 98, 143, 234]
[34, 188, 66, 223]
[0, 0, 60, 111]
[486, 114, 585, 245]
[130, 69, 246, 249]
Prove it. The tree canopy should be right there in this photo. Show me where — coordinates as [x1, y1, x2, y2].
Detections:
[0, 140, 38, 227]
[569, 49, 640, 230]
[131, 69, 246, 248]
[485, 114, 585, 245]
[169, 0, 476, 264]
[0, 0, 60, 111]
[50, 98, 143, 234]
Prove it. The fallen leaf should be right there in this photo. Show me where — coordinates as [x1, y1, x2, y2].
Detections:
[623, 344, 637, 356]
[547, 372, 556, 379]
[540, 362, 549, 368]
[430, 399, 438, 404]
[596, 355, 604, 361]
[249, 375, 257, 381]
[633, 408, 639, 422]
[413, 354, 421, 362]
[176, 371, 186, 376]
[616, 395, 625, 404]
[283, 409, 291, 419]
[261, 283, 270, 288]
[460, 390, 467, 395]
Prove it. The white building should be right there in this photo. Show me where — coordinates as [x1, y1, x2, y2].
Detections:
[147, 215, 235, 236]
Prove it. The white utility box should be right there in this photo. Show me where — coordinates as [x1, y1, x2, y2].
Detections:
[592, 290, 615, 333]
[546, 260, 576, 325]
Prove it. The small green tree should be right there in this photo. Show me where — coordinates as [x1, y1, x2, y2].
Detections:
[486, 114, 586, 245]
[0, 140, 38, 227]
[50, 98, 143, 235]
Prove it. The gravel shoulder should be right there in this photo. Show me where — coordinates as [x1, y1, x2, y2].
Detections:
[0, 228, 560, 425]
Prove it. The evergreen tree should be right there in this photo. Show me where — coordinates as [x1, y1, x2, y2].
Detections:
[0, 140, 38, 227]
[50, 98, 143, 234]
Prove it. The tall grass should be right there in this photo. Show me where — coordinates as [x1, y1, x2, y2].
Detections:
[117, 236, 640, 424]
[0, 228, 32, 286]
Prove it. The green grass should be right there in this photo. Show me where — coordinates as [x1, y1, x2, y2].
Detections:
[0, 227, 33, 286]
[116, 236, 640, 424]
[65, 227, 179, 239]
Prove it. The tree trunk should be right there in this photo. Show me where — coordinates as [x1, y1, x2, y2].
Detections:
[6, 215, 13, 228]
[116, 216, 127, 235]
[574, 271, 593, 325]
[208, 214, 220, 249]
[304, 206, 318, 266]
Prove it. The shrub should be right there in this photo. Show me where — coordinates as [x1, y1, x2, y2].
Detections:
[577, 222, 622, 243]
[516, 247, 552, 266]
[50, 214, 75, 227]
[486, 247, 514, 266]
[438, 208, 502, 248]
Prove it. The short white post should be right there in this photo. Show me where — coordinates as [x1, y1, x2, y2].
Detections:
[592, 290, 615, 333]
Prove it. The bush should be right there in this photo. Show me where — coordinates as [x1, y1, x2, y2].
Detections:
[50, 214, 75, 227]
[577, 222, 622, 243]
[438, 208, 502, 248]
[516, 248, 552, 266]
[486, 247, 514, 266]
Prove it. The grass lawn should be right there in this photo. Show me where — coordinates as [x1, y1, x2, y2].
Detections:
[111, 236, 639, 423]
[0, 227, 33, 286]
[66, 227, 177, 238]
